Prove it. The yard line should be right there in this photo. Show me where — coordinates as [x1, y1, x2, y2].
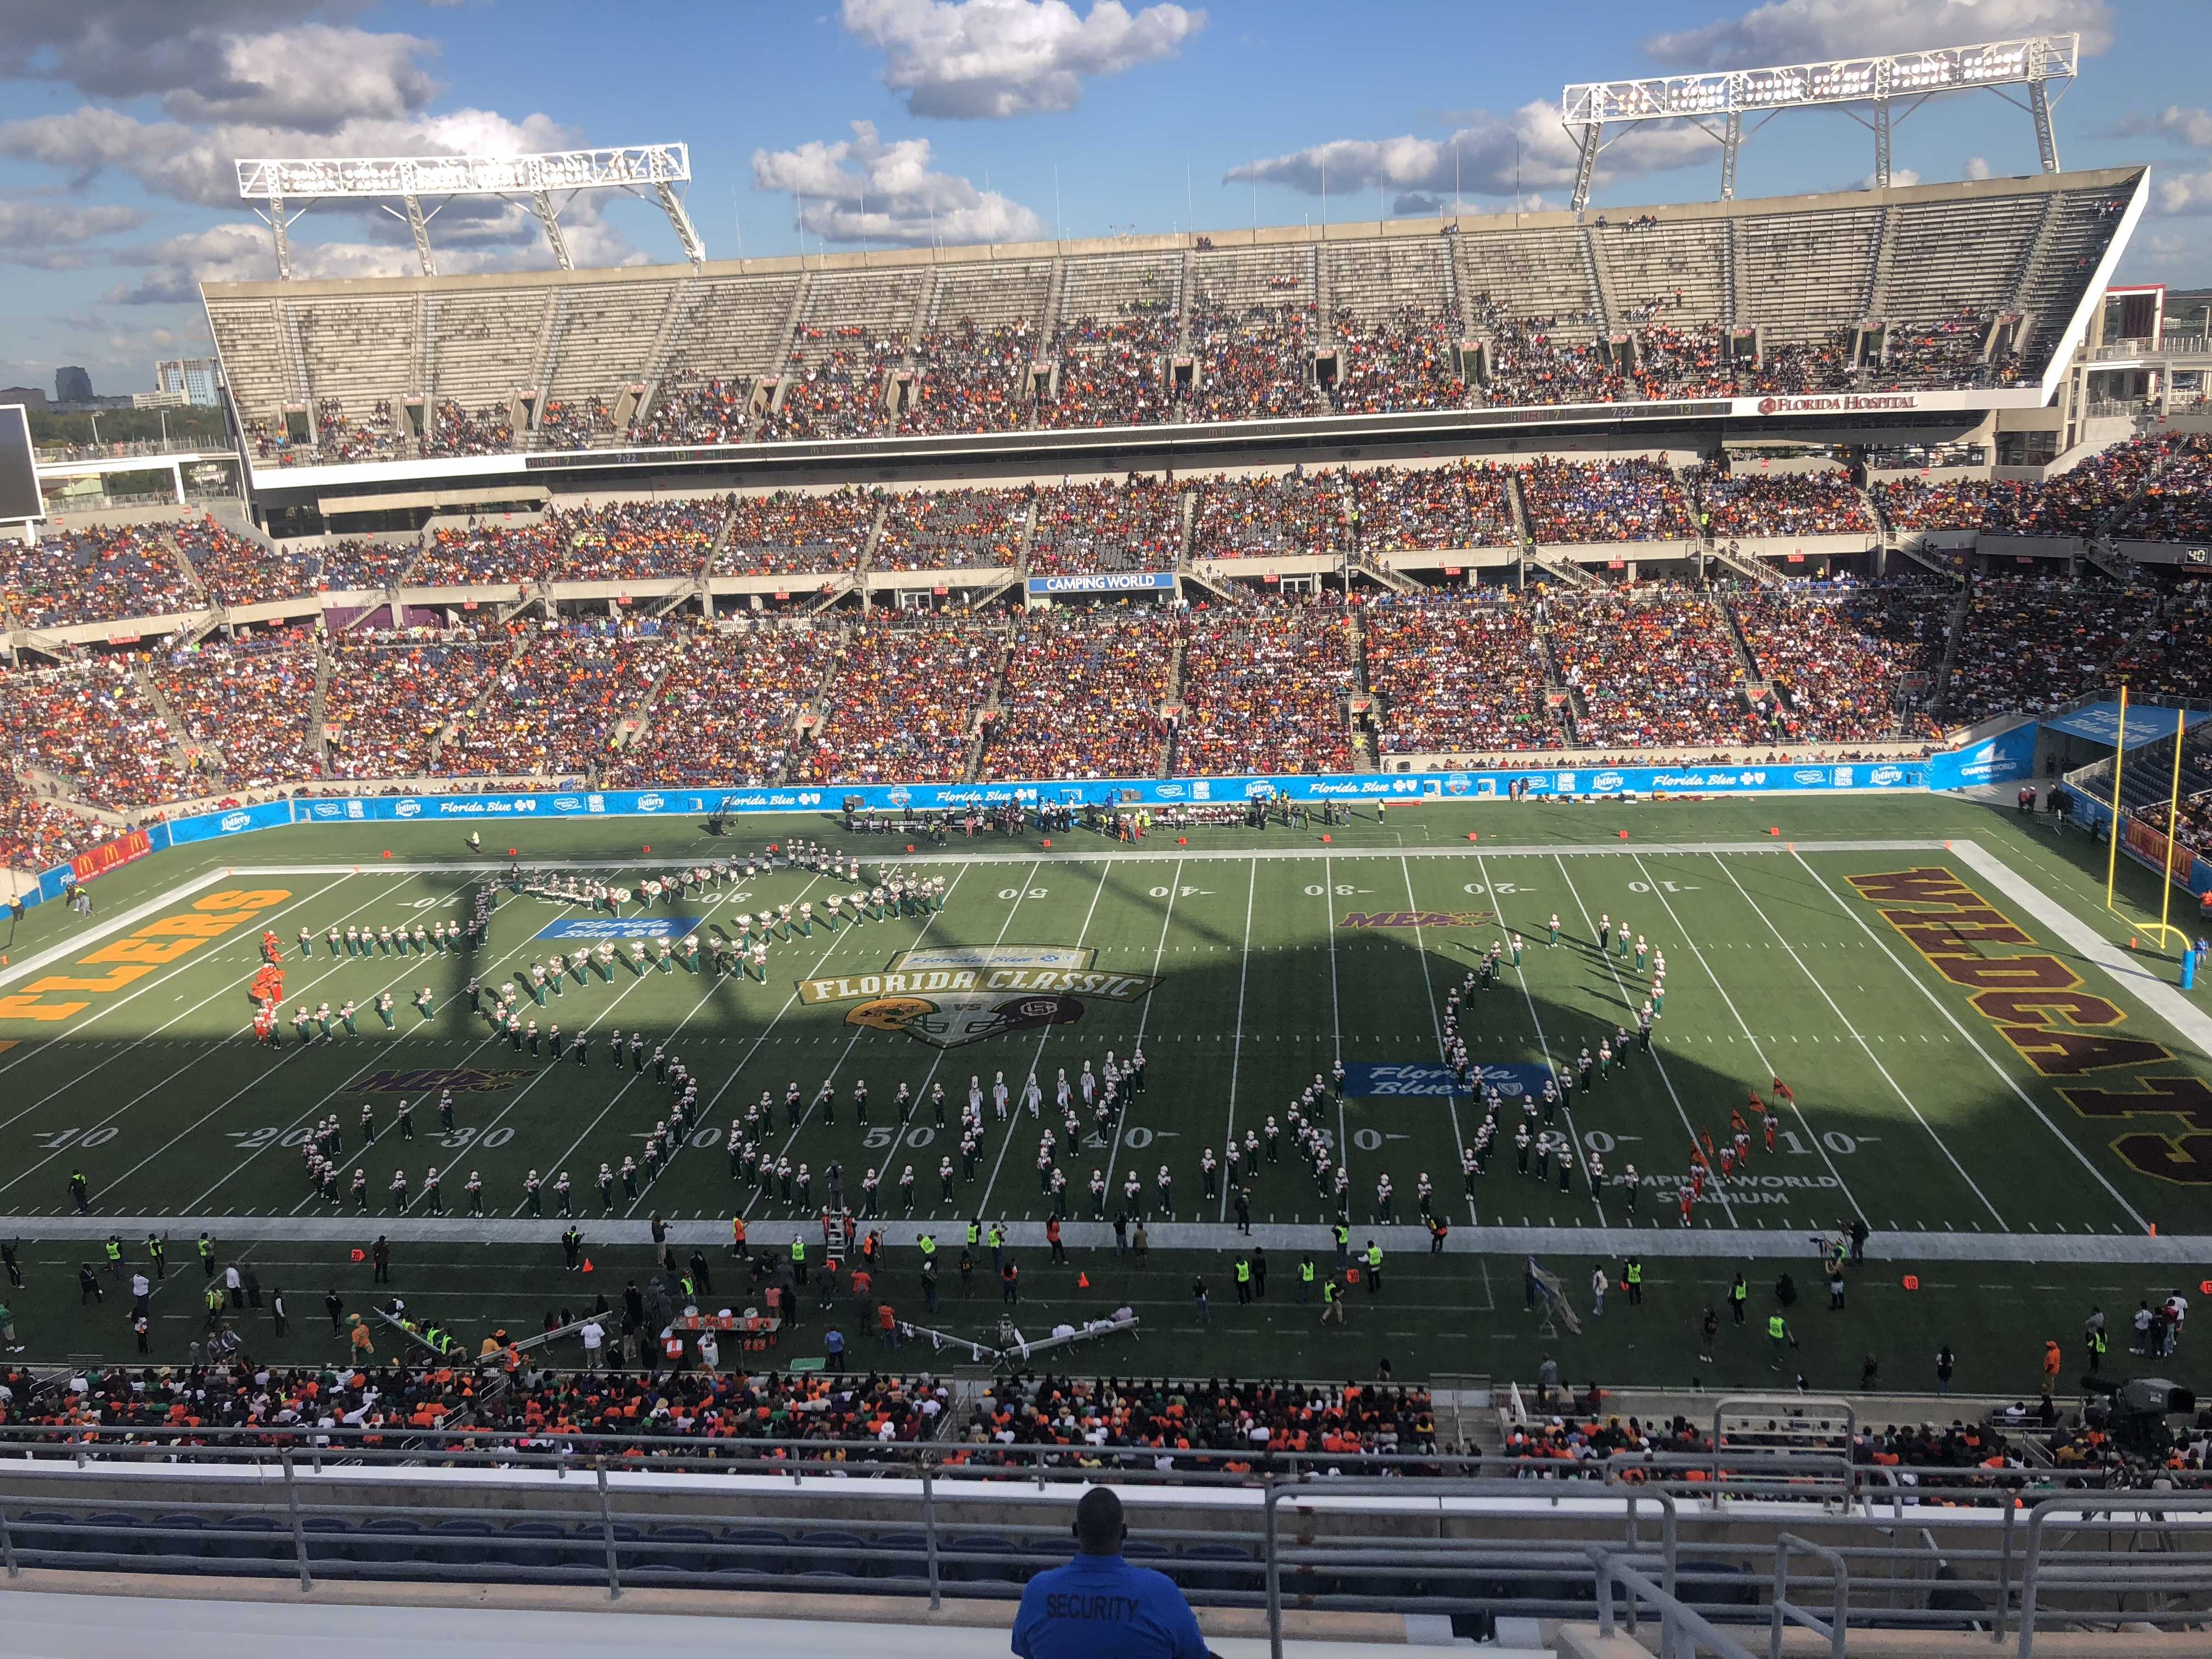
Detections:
[1101, 857, 1182, 1206]
[1551, 854, 1735, 1230]
[640, 868, 964, 1218]
[0, 873, 474, 1186]
[1709, 853, 2000, 1228]
[123, 889, 507, 1210]
[1397, 855, 1473, 1224]
[745, 863, 1015, 1224]
[0, 871, 360, 1093]
[1791, 847, 2152, 1233]
[546, 873, 832, 1207]
[1215, 859, 1259, 1223]
[1473, 850, 1593, 1227]
[1323, 855, 1348, 1202]
[978, 861, 1113, 1216]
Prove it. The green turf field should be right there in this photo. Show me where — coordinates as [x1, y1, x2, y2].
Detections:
[1, 793, 2206, 1378]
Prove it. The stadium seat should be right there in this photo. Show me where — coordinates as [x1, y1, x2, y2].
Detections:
[210, 1514, 287, 1563]
[640, 1523, 715, 1570]
[865, 1530, 931, 1582]
[353, 1515, 425, 1564]
[429, 1517, 496, 1565]
[1178, 1541, 1257, 1594]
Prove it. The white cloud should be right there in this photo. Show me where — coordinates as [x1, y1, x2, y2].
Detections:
[840, 0, 1204, 119]
[1852, 167, 1921, 190]
[0, 201, 147, 269]
[2155, 173, 2212, 216]
[752, 120, 1048, 245]
[2109, 106, 2212, 150]
[0, 0, 363, 98]
[160, 25, 443, 131]
[1225, 103, 1713, 202]
[1962, 156, 1992, 180]
[1641, 0, 2113, 71]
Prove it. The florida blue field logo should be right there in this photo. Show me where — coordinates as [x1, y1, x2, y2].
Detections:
[533, 916, 700, 941]
[1343, 1062, 1553, 1098]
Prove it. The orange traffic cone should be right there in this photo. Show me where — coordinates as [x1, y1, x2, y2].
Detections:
[581, 1258, 595, 1273]
[1077, 1272, 1090, 1289]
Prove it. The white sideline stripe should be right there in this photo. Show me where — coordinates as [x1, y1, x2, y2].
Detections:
[1215, 859, 1259, 1222]
[0, 867, 232, 987]
[2, 1210, 2205, 1265]
[1795, 845, 2155, 1233]
[1948, 840, 2212, 1062]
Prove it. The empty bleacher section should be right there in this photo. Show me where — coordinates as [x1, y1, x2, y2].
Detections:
[1592, 216, 1731, 325]
[1736, 202, 1879, 349]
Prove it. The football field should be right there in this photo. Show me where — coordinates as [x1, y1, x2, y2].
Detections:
[3, 803, 2205, 1248]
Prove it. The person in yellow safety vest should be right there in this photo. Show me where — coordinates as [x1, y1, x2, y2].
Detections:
[2085, 1325, 2108, 1373]
[204, 1284, 225, 1329]
[918, 1233, 936, 1262]
[790, 1235, 808, 1284]
[1769, 1311, 1792, 1369]
[1364, 1241, 1383, 1296]
[1320, 1276, 1345, 1325]
[1234, 1257, 1252, 1305]
[1624, 1259, 1643, 1307]
[1333, 1222, 1350, 1272]
[1297, 1255, 1316, 1305]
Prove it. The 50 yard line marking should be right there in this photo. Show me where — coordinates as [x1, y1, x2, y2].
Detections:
[1708, 853, 1996, 1228]
[977, 861, 1112, 1217]
[1398, 855, 1472, 1225]
[1215, 858, 1259, 1223]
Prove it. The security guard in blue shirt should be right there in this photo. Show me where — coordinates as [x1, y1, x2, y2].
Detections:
[1012, 1487, 1211, 1658]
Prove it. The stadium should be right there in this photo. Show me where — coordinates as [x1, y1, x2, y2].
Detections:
[2, 16, 2211, 1658]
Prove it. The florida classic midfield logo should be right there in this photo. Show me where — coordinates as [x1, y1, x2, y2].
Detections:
[798, 945, 1160, 1049]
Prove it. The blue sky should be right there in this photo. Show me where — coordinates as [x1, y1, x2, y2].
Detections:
[2, 0, 2203, 397]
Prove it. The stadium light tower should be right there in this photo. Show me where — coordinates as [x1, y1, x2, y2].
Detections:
[1560, 35, 2080, 212]
[234, 144, 706, 279]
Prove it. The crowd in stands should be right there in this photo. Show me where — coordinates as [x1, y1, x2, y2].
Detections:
[1328, 308, 1465, 414]
[1030, 475, 1187, 575]
[631, 374, 754, 448]
[422, 402, 514, 459]
[0, 1361, 945, 1454]
[0, 763, 100, 870]
[323, 630, 509, 778]
[443, 625, 675, 778]
[1991, 435, 2179, 538]
[1350, 462, 1516, 552]
[2109, 434, 2212, 543]
[0, 524, 199, 629]
[901, 322, 1036, 435]
[173, 519, 324, 607]
[412, 518, 568, 587]
[1549, 589, 1750, 748]
[2172, 789, 2212, 860]
[1945, 574, 2165, 721]
[1498, 1409, 1712, 1470]
[1185, 303, 1322, 423]
[153, 632, 323, 789]
[794, 618, 1001, 785]
[1519, 457, 1691, 545]
[1692, 467, 1872, 539]
[985, 610, 1173, 779]
[1365, 592, 1567, 754]
[1192, 470, 1347, 561]
[616, 627, 836, 786]
[312, 399, 400, 464]
[1040, 311, 1178, 429]
[874, 487, 1026, 571]
[1729, 583, 1947, 742]
[561, 498, 725, 583]
[536, 397, 616, 450]
[2108, 581, 2212, 704]
[318, 539, 417, 592]
[1872, 477, 2034, 533]
[716, 488, 877, 577]
[1871, 309, 2000, 390]
[1176, 605, 1353, 774]
[756, 334, 904, 443]
[963, 1375, 1436, 1464]
[0, 656, 177, 811]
